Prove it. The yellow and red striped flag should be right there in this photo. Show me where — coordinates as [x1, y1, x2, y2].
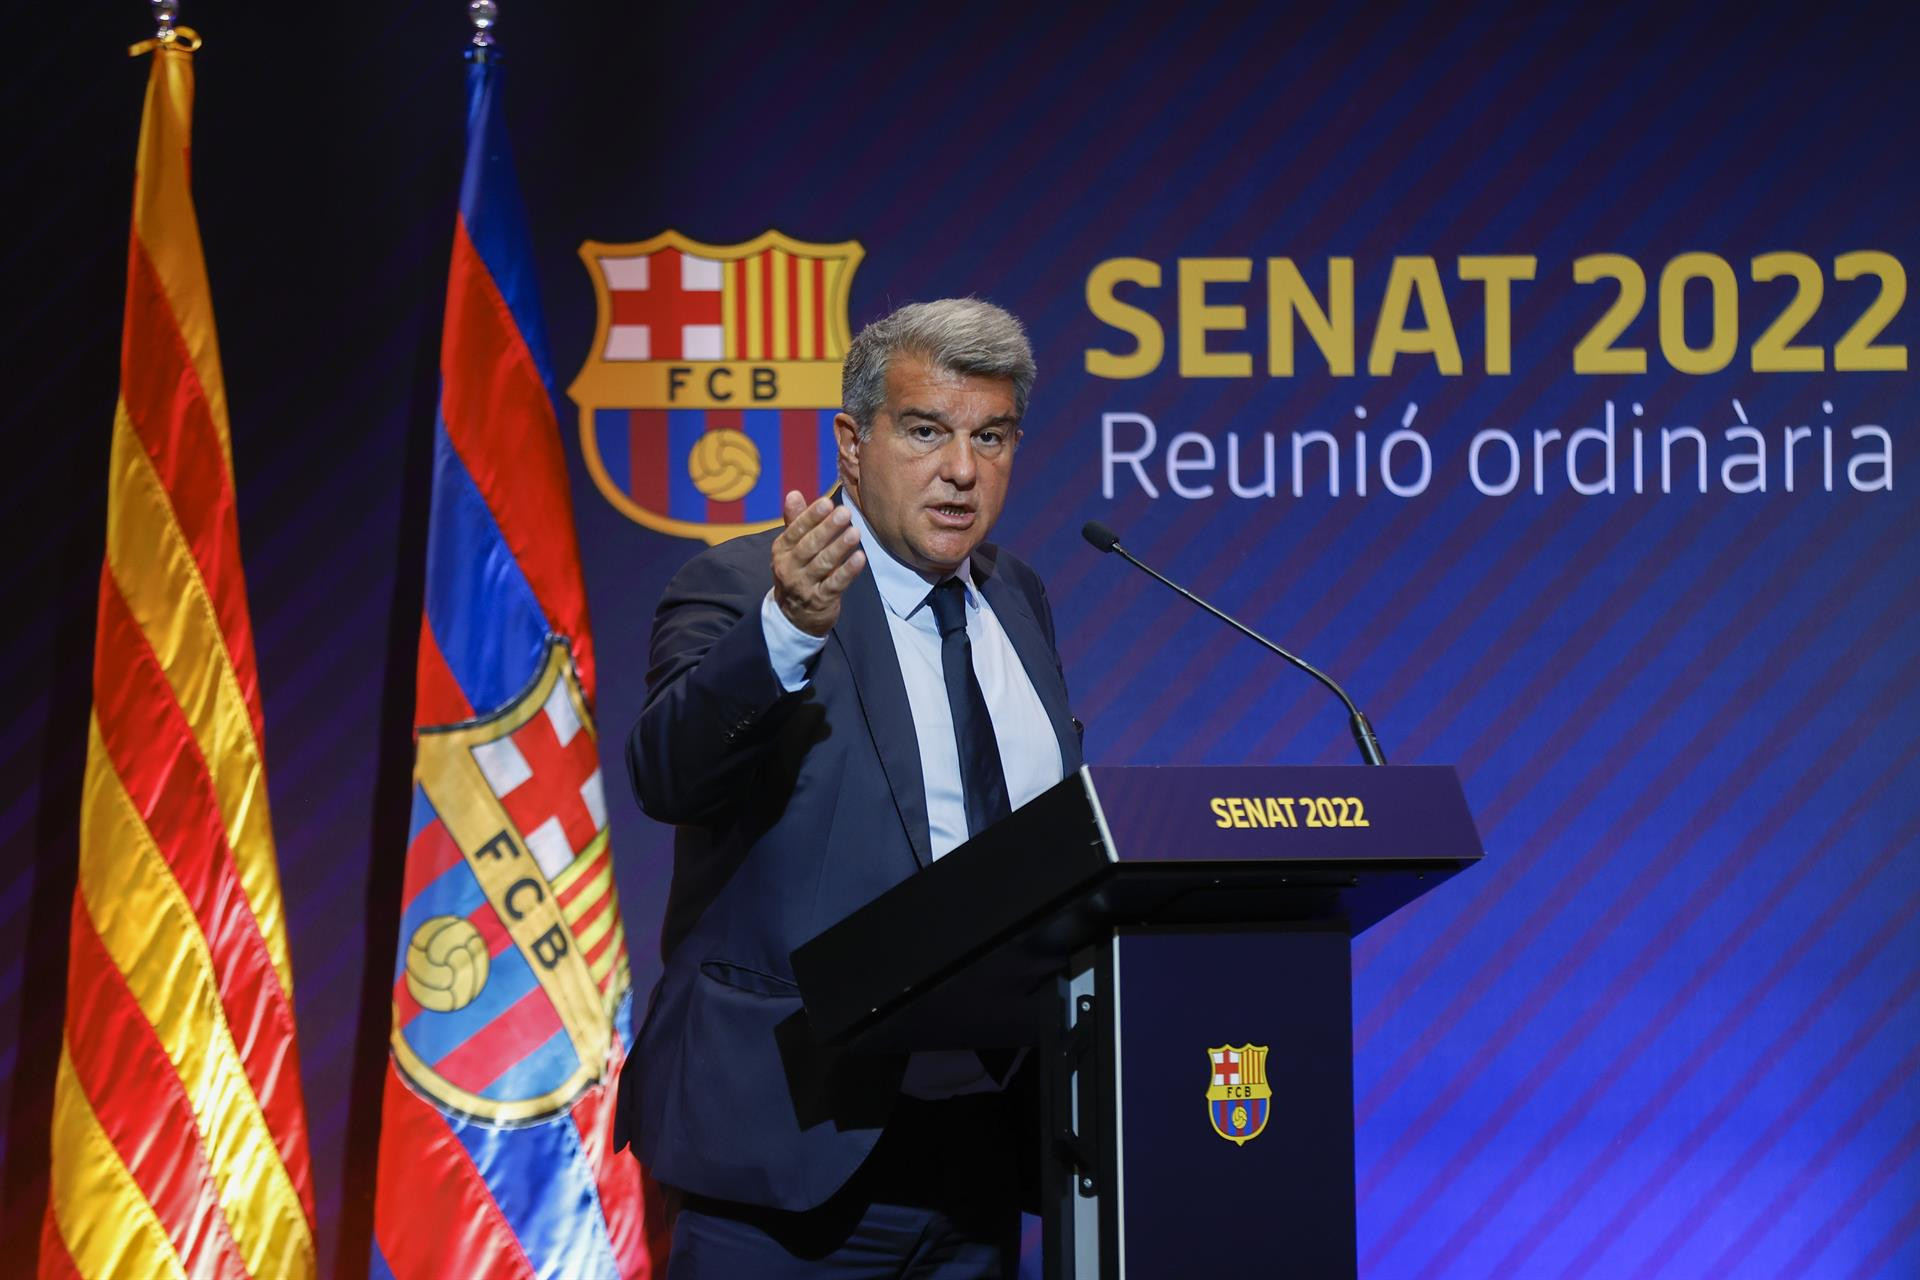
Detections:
[40, 29, 318, 1280]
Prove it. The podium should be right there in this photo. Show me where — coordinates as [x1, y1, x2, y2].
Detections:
[791, 764, 1482, 1279]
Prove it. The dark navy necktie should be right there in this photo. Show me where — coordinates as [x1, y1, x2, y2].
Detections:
[929, 577, 1021, 1085]
[927, 577, 1011, 840]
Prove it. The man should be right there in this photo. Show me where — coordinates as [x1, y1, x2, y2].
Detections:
[621, 299, 1082, 1277]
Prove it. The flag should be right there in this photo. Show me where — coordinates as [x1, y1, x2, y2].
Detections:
[42, 29, 318, 1280]
[370, 50, 658, 1279]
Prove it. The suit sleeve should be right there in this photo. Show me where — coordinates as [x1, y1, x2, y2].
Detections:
[627, 544, 795, 826]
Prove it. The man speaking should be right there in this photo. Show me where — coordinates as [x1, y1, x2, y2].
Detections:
[621, 299, 1082, 1276]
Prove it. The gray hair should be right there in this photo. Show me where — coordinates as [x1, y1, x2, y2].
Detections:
[841, 298, 1036, 437]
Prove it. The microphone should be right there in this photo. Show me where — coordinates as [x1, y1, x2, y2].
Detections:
[1081, 520, 1387, 766]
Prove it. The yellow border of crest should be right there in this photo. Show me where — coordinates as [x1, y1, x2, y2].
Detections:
[568, 229, 864, 546]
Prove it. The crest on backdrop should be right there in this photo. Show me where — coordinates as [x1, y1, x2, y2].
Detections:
[569, 230, 864, 544]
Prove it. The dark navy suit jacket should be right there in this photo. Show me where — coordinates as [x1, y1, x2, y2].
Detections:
[618, 525, 1082, 1211]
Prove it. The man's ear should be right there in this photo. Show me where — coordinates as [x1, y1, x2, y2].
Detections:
[833, 412, 861, 487]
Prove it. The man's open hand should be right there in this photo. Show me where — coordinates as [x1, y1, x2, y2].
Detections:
[772, 491, 866, 636]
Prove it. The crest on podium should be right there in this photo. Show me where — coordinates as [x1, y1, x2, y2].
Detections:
[1206, 1043, 1272, 1145]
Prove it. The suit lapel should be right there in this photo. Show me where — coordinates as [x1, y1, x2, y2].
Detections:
[830, 561, 934, 867]
[976, 551, 1084, 773]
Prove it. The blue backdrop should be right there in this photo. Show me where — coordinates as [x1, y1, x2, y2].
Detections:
[3, 3, 1914, 1276]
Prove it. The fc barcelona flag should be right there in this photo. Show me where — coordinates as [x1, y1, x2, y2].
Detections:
[370, 49, 658, 1279]
[42, 27, 318, 1279]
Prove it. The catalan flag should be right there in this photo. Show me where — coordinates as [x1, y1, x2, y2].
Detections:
[41, 30, 318, 1280]
[370, 49, 658, 1279]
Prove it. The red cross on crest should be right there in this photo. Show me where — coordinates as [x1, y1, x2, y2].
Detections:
[605, 247, 724, 360]
[500, 709, 601, 854]
[470, 675, 607, 879]
[1212, 1048, 1241, 1087]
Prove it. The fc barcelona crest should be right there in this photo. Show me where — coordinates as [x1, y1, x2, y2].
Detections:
[1207, 1043, 1272, 1145]
[568, 229, 865, 544]
[393, 638, 629, 1125]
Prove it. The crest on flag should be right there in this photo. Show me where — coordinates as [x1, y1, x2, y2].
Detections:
[393, 637, 627, 1125]
[1206, 1043, 1272, 1145]
[568, 229, 864, 544]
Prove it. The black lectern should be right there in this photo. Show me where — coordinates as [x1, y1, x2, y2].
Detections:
[791, 765, 1482, 1279]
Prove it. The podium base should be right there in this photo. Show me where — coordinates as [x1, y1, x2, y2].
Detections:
[1043, 926, 1357, 1280]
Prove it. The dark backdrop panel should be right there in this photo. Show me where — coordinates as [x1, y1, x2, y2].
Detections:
[4, 3, 1914, 1276]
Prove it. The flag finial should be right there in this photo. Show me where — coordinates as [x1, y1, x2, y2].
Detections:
[468, 0, 498, 49]
[131, 0, 198, 56]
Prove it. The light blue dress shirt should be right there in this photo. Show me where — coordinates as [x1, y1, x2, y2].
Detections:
[761, 500, 1064, 1094]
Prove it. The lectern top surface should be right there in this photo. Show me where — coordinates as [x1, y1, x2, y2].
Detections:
[791, 763, 1485, 1050]
[1085, 763, 1483, 865]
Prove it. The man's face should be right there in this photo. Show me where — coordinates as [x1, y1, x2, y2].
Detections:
[836, 354, 1022, 580]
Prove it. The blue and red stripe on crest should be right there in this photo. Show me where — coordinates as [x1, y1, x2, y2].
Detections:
[392, 794, 575, 1098]
[1210, 1097, 1269, 1139]
[592, 407, 837, 528]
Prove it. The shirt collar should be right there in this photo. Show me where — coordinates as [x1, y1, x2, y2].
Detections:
[844, 498, 976, 623]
